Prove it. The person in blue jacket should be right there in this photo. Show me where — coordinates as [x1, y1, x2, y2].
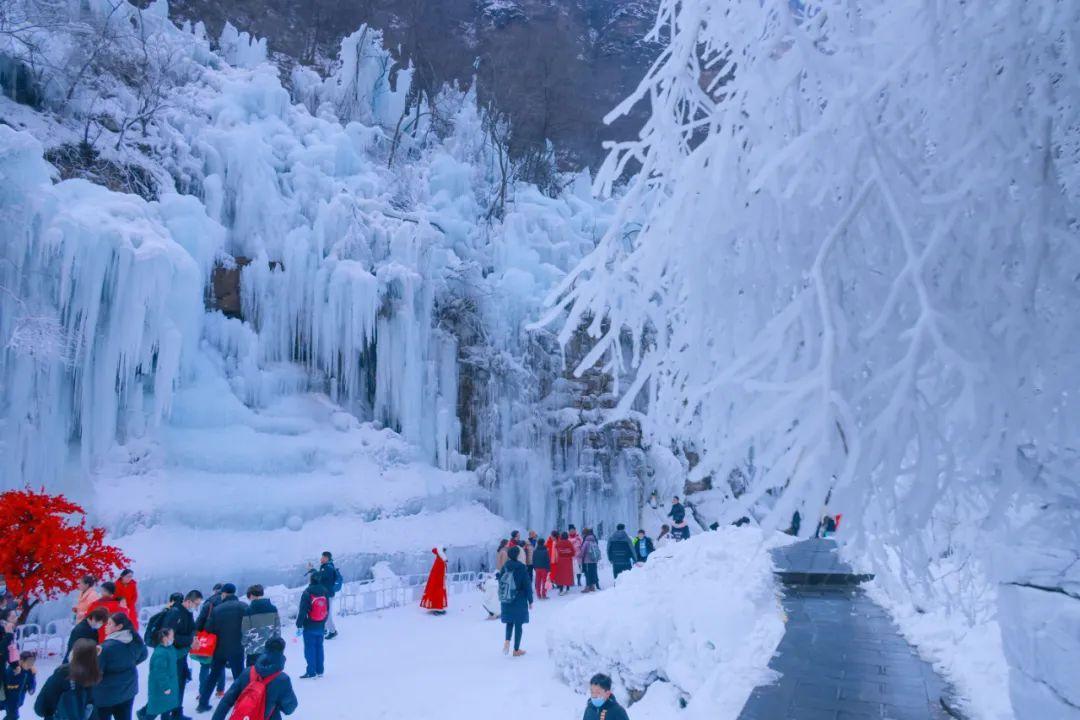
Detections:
[295, 576, 329, 679]
[3, 651, 36, 720]
[93, 613, 149, 720]
[210, 637, 296, 720]
[499, 545, 533, 657]
[582, 673, 630, 720]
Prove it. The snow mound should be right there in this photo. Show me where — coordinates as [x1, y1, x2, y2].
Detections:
[546, 527, 789, 717]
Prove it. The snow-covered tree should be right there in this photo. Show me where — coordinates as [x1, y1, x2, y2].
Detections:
[549, 2, 1079, 704]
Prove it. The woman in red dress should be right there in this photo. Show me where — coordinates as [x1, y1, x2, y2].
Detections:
[420, 547, 448, 614]
[553, 532, 576, 595]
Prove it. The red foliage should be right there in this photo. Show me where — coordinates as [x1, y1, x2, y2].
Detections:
[0, 489, 129, 619]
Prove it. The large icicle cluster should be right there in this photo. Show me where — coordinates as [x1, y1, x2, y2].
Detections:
[550, 1, 1080, 716]
[1, 0, 651, 549]
[0, 126, 222, 487]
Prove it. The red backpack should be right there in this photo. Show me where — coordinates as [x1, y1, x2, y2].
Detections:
[229, 667, 281, 720]
[308, 595, 328, 623]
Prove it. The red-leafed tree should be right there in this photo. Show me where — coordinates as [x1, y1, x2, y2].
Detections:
[0, 489, 129, 623]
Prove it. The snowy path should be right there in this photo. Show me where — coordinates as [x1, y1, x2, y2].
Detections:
[277, 591, 586, 719]
[34, 590, 589, 720]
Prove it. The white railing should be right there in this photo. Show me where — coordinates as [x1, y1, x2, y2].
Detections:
[34, 571, 487, 654]
[16, 620, 71, 658]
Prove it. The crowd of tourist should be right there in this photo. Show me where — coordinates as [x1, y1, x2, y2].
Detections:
[0, 553, 347, 720]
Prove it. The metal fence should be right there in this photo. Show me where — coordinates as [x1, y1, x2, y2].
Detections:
[16, 620, 71, 658]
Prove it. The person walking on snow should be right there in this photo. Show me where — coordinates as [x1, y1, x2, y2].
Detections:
[553, 533, 576, 594]
[195, 584, 247, 714]
[114, 570, 138, 618]
[88, 583, 137, 643]
[308, 552, 342, 640]
[72, 575, 100, 624]
[582, 673, 630, 720]
[580, 529, 601, 592]
[499, 546, 533, 657]
[633, 529, 656, 563]
[531, 539, 551, 600]
[210, 637, 296, 720]
[34, 639, 99, 720]
[568, 526, 583, 586]
[195, 584, 226, 703]
[94, 613, 149, 720]
[296, 575, 329, 679]
[64, 606, 107, 663]
[657, 524, 672, 546]
[241, 586, 281, 667]
[136, 627, 179, 720]
[420, 548, 449, 614]
[545, 532, 560, 592]
[607, 524, 637, 580]
[3, 651, 36, 720]
[164, 589, 202, 719]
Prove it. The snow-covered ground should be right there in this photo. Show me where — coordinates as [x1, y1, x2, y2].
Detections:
[549, 527, 790, 718]
[31, 529, 786, 719]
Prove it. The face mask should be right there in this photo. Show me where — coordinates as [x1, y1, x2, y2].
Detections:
[590, 698, 606, 708]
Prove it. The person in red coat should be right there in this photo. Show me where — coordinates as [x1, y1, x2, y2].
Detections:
[115, 569, 138, 615]
[87, 581, 137, 642]
[420, 548, 448, 614]
[545, 532, 559, 592]
[553, 532, 576, 595]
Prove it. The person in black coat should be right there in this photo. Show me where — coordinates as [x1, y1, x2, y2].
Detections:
[308, 552, 340, 640]
[195, 584, 225, 703]
[4, 651, 36, 720]
[35, 638, 99, 720]
[64, 607, 107, 662]
[195, 585, 246, 714]
[582, 674, 630, 720]
[210, 638, 296, 720]
[93, 613, 149, 720]
[296, 577, 328, 679]
[606, 524, 637, 579]
[668, 496, 686, 525]
[499, 546, 533, 657]
[163, 590, 201, 718]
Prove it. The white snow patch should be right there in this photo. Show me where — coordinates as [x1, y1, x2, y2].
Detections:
[547, 527, 790, 718]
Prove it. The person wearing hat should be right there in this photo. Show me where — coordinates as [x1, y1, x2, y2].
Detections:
[211, 637, 297, 720]
[194, 584, 247, 714]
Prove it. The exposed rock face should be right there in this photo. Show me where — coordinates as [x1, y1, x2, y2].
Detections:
[163, 0, 660, 168]
[209, 256, 251, 319]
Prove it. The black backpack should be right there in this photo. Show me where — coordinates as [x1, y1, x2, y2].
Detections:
[144, 608, 169, 647]
[54, 679, 93, 720]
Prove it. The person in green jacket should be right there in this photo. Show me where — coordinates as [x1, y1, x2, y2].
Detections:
[136, 628, 179, 720]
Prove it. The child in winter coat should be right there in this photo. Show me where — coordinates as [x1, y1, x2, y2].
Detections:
[137, 628, 179, 720]
[3, 651, 36, 720]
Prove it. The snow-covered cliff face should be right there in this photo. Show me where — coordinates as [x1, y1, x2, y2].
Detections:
[0, 0, 656, 580]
